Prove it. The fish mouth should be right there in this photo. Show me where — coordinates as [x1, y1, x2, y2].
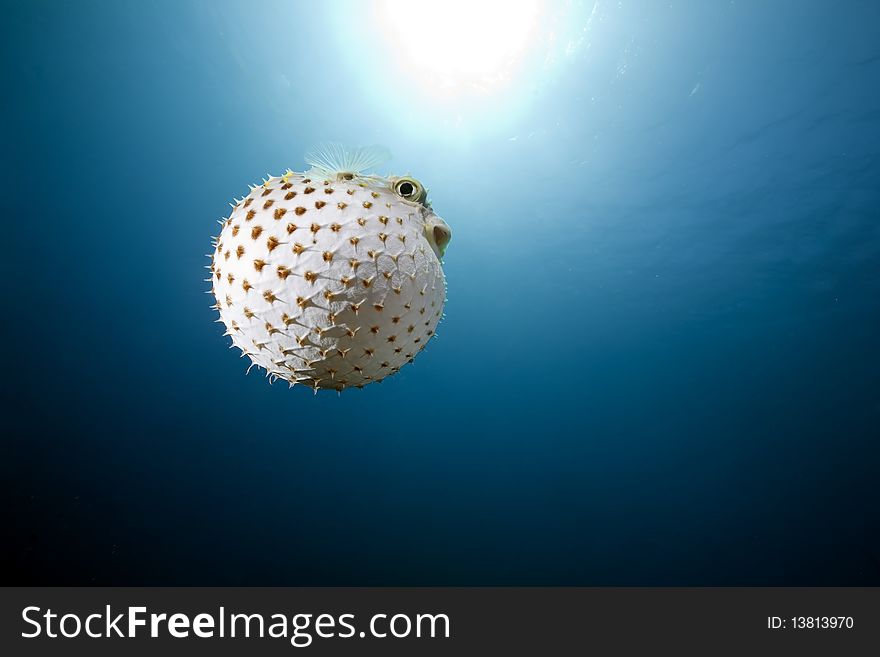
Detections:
[424, 215, 452, 258]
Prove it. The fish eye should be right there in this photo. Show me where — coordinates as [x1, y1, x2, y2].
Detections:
[394, 177, 426, 203]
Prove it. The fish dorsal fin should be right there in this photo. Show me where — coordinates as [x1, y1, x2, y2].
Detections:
[304, 143, 391, 177]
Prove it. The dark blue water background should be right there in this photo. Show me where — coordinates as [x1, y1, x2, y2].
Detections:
[3, 0, 879, 584]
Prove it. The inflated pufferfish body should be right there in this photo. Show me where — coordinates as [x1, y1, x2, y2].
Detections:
[209, 144, 452, 391]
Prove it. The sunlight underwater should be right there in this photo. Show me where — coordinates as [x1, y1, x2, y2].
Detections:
[327, 0, 599, 138]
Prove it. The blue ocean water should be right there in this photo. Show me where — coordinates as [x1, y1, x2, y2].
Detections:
[2, 0, 879, 585]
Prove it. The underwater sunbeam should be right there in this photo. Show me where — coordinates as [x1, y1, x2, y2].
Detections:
[376, 0, 541, 96]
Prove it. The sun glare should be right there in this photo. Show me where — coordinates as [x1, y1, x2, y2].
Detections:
[376, 0, 542, 96]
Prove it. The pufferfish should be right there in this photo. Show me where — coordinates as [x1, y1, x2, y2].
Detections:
[209, 144, 452, 392]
